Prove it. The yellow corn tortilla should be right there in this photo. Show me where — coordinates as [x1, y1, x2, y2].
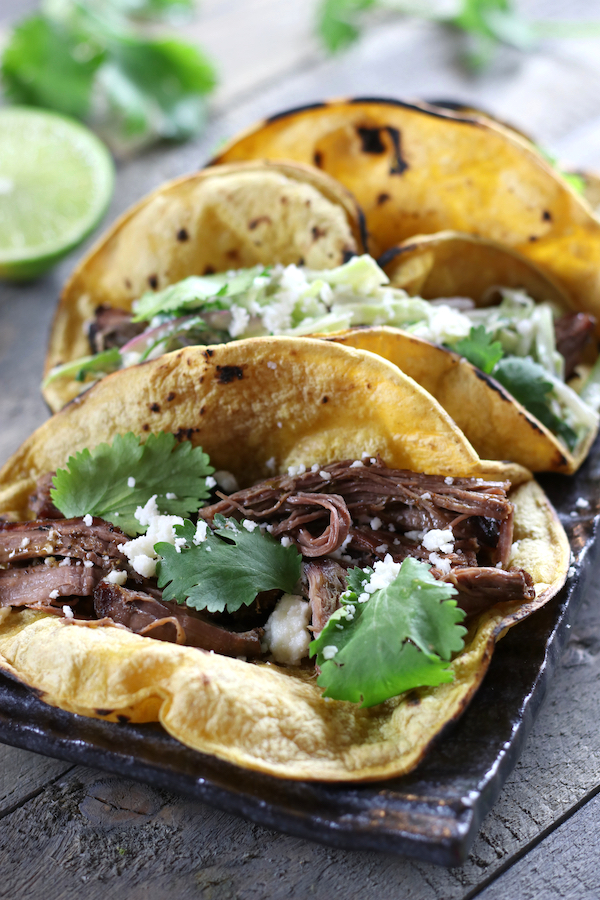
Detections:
[213, 98, 600, 322]
[326, 327, 597, 474]
[380, 231, 572, 307]
[44, 160, 366, 413]
[0, 338, 569, 781]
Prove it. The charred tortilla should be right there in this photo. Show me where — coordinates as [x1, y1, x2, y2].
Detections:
[0, 338, 568, 780]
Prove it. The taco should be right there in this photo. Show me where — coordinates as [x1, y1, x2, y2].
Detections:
[44, 235, 600, 472]
[0, 338, 568, 781]
[43, 160, 366, 412]
[212, 97, 600, 320]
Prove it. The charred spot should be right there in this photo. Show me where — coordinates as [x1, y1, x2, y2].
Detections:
[203, 348, 214, 358]
[200, 406, 206, 415]
[473, 368, 512, 399]
[297, 257, 305, 266]
[406, 692, 421, 707]
[204, 265, 215, 275]
[342, 248, 356, 263]
[529, 235, 539, 242]
[199, 376, 204, 384]
[117, 715, 130, 724]
[249, 216, 272, 230]
[386, 126, 409, 174]
[148, 274, 158, 290]
[357, 126, 386, 154]
[312, 225, 327, 240]
[95, 708, 113, 716]
[542, 210, 552, 222]
[265, 100, 326, 124]
[313, 150, 323, 168]
[377, 192, 391, 205]
[150, 402, 160, 413]
[176, 228, 189, 242]
[166, 392, 176, 402]
[175, 427, 199, 442]
[125, 278, 132, 290]
[216, 365, 244, 384]
[280, 195, 289, 204]
[321, 396, 329, 404]
[226, 248, 240, 261]
[142, 424, 150, 432]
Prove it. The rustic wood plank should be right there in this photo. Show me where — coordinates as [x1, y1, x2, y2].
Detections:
[0, 744, 72, 817]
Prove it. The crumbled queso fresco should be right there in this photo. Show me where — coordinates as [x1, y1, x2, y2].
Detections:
[121, 495, 184, 578]
[263, 594, 312, 665]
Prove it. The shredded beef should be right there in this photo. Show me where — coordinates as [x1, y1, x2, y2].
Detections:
[0, 518, 128, 567]
[305, 560, 347, 635]
[555, 312, 596, 379]
[442, 566, 535, 617]
[93, 582, 263, 657]
[0, 564, 103, 608]
[88, 305, 145, 354]
[28, 473, 63, 519]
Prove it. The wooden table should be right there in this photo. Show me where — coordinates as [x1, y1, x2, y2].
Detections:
[2, 1, 600, 895]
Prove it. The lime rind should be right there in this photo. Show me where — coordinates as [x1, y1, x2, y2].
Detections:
[0, 106, 114, 280]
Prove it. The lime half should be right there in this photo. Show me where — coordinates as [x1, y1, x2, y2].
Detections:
[0, 107, 114, 280]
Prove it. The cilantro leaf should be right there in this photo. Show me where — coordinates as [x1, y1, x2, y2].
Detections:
[51, 432, 214, 535]
[310, 558, 466, 708]
[454, 325, 504, 374]
[156, 516, 302, 613]
[493, 357, 578, 449]
[316, 0, 377, 53]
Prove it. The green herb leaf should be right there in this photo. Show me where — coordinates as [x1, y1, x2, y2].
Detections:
[51, 432, 214, 535]
[316, 0, 377, 52]
[132, 275, 230, 322]
[455, 325, 504, 374]
[1, 13, 104, 118]
[493, 356, 578, 449]
[310, 558, 466, 708]
[156, 515, 302, 613]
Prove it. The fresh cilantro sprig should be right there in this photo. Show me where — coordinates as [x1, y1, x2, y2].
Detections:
[315, 0, 600, 71]
[310, 558, 466, 708]
[493, 357, 579, 450]
[51, 432, 214, 535]
[156, 515, 302, 613]
[455, 325, 503, 374]
[1, 0, 217, 155]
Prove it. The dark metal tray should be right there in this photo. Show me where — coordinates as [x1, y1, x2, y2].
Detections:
[0, 444, 597, 867]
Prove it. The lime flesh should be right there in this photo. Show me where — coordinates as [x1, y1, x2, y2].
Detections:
[0, 107, 114, 280]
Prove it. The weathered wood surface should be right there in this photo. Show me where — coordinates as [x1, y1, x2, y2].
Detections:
[2, 0, 600, 896]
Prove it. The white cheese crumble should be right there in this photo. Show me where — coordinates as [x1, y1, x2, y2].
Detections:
[428, 552, 451, 575]
[370, 517, 382, 531]
[357, 554, 401, 603]
[127, 476, 136, 488]
[62, 605, 74, 619]
[135, 495, 160, 528]
[83, 514, 93, 527]
[421, 492, 431, 501]
[444, 477, 454, 485]
[165, 492, 177, 500]
[287, 464, 306, 477]
[322, 645, 338, 660]
[280, 536, 292, 548]
[263, 594, 311, 665]
[242, 519, 258, 532]
[311, 463, 320, 473]
[123, 512, 184, 578]
[83, 560, 94, 568]
[228, 304, 250, 338]
[576, 497, 590, 509]
[193, 521, 208, 544]
[58, 558, 72, 567]
[422, 528, 454, 553]
[49, 589, 60, 600]
[265, 457, 276, 473]
[19, 537, 30, 548]
[213, 470, 239, 493]
[375, 544, 388, 553]
[103, 569, 128, 585]
[350, 460, 364, 468]
[205, 476, 217, 489]
[319, 470, 332, 481]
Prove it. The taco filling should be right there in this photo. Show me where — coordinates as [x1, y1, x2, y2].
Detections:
[44, 255, 599, 458]
[0, 438, 536, 707]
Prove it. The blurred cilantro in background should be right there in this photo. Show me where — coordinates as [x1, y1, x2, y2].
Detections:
[1, 0, 217, 156]
[316, 0, 600, 71]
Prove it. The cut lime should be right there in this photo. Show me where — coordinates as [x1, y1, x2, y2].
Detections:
[0, 107, 114, 280]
